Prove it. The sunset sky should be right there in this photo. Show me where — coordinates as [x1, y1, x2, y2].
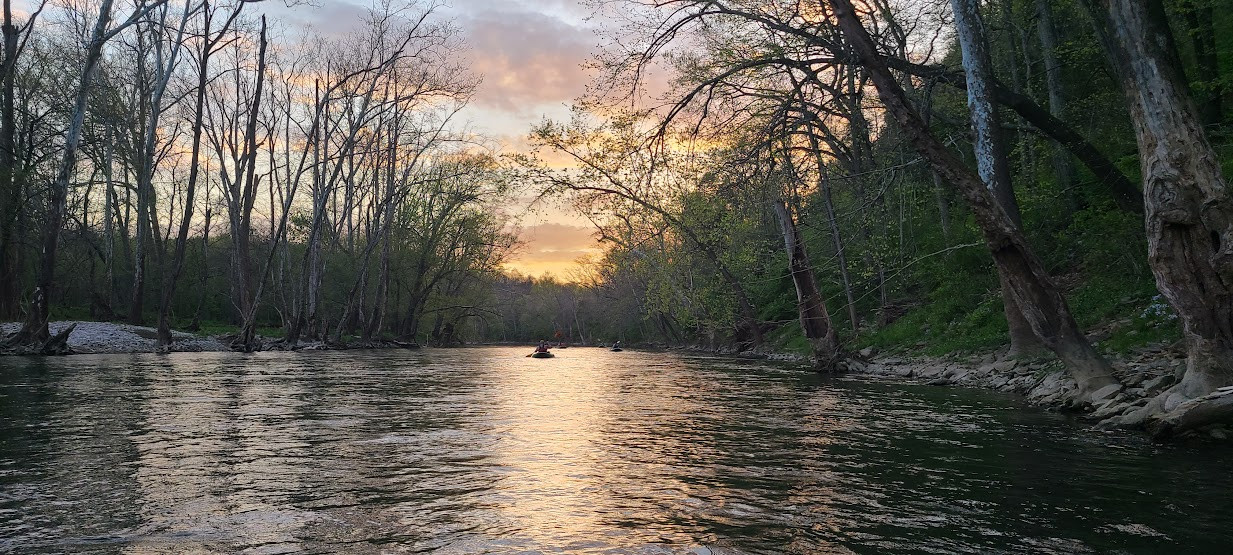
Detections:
[265, 0, 609, 279]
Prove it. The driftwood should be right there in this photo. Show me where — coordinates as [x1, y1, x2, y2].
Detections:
[41, 322, 76, 355]
[1148, 388, 1233, 439]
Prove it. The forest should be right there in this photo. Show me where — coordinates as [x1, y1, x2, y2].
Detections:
[0, 0, 521, 351]
[1, 0, 1232, 429]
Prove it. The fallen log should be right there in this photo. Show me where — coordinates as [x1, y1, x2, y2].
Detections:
[1147, 387, 1233, 439]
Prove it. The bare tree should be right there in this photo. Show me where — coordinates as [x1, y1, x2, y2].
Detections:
[156, 0, 244, 346]
[6, 0, 170, 350]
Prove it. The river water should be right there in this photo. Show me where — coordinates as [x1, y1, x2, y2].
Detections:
[1, 347, 1230, 553]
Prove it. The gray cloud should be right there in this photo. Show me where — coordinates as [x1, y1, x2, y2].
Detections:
[458, 6, 597, 112]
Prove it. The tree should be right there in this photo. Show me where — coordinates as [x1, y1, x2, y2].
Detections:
[0, 0, 44, 320]
[1082, 0, 1233, 428]
[950, 0, 1044, 356]
[6, 0, 170, 350]
[156, 0, 244, 346]
[829, 0, 1120, 399]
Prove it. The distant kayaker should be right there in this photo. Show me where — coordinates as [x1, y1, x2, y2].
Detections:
[613, 341, 621, 349]
[535, 340, 550, 353]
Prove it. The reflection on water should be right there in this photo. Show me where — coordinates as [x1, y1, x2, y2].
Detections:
[1, 347, 1231, 553]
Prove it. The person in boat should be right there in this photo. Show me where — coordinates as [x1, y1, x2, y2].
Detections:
[535, 340, 550, 353]
[613, 340, 621, 349]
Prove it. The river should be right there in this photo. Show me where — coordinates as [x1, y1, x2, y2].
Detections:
[1, 347, 1230, 553]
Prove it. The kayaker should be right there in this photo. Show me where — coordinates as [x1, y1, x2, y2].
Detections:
[535, 340, 550, 353]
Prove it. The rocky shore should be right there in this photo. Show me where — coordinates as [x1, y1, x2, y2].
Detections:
[844, 348, 1232, 442]
[679, 341, 1230, 442]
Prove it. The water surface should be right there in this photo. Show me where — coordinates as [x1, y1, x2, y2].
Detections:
[2, 347, 1230, 553]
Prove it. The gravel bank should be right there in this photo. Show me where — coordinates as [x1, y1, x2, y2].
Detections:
[0, 321, 228, 354]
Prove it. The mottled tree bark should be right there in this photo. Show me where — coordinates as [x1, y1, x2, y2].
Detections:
[951, 0, 1045, 357]
[1084, 0, 1233, 411]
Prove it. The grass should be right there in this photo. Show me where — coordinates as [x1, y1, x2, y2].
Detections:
[852, 269, 1179, 358]
[765, 323, 813, 356]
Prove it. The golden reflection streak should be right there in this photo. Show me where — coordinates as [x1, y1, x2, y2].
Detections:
[481, 348, 750, 549]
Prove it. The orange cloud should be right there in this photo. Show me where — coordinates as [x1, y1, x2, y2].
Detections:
[504, 222, 601, 280]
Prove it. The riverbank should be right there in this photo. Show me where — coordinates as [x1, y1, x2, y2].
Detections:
[0, 320, 424, 355]
[0, 321, 229, 354]
[668, 340, 1231, 442]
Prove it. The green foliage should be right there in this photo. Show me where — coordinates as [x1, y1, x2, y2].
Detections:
[857, 262, 1008, 356]
[765, 322, 812, 356]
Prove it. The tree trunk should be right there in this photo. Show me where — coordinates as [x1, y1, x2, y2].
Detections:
[809, 136, 859, 332]
[883, 56, 1144, 213]
[775, 201, 841, 370]
[830, 0, 1119, 399]
[933, 172, 952, 242]
[129, 177, 148, 324]
[231, 16, 269, 352]
[1084, 0, 1233, 412]
[951, 0, 1045, 356]
[0, 1, 19, 320]
[1035, 0, 1079, 213]
[159, 1, 221, 346]
[364, 167, 395, 343]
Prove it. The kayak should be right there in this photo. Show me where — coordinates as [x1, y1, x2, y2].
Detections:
[610, 348, 623, 352]
[530, 352, 554, 358]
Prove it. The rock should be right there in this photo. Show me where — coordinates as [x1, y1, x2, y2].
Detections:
[991, 359, 1018, 374]
[927, 378, 951, 386]
[1028, 374, 1064, 400]
[1089, 384, 1124, 403]
[1209, 427, 1228, 440]
[858, 347, 876, 358]
[1114, 406, 1152, 428]
[1093, 400, 1132, 419]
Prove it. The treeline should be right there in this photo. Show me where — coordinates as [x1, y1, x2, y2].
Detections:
[514, 0, 1233, 428]
[0, 0, 518, 351]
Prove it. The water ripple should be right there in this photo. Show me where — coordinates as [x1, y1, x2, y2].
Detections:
[2, 347, 1231, 553]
